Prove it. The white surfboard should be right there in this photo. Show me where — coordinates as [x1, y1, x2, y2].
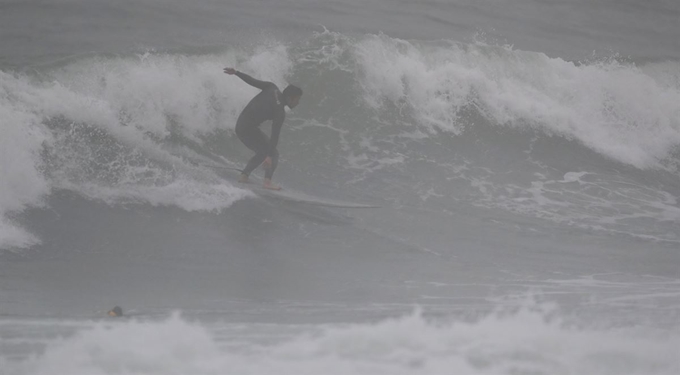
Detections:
[204, 163, 380, 208]
[251, 185, 381, 208]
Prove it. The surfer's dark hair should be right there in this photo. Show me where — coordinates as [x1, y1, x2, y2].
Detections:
[108, 306, 123, 317]
[282, 85, 302, 98]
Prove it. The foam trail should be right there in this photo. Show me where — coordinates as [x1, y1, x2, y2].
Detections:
[61, 179, 253, 212]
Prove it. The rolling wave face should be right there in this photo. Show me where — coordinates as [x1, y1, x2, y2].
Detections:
[293, 32, 680, 242]
[1, 31, 680, 250]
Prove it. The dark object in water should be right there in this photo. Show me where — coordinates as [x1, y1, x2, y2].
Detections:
[107, 306, 123, 317]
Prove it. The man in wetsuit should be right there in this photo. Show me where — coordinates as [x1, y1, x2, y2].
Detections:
[223, 67, 302, 190]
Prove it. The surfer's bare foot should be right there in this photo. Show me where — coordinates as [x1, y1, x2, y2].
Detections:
[263, 178, 281, 190]
[238, 174, 249, 183]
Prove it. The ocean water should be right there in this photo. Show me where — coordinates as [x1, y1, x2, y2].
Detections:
[1, 0, 680, 374]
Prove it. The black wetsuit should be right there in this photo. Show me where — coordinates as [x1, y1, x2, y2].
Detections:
[233, 71, 286, 179]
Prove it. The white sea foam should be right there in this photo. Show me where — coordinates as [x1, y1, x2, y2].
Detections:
[46, 45, 291, 144]
[6, 307, 679, 375]
[352, 35, 680, 169]
[0, 72, 51, 250]
[61, 178, 253, 212]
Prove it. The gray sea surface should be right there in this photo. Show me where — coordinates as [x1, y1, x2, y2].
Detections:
[1, 1, 680, 374]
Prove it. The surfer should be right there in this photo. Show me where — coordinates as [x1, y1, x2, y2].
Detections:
[107, 306, 123, 317]
[223, 67, 302, 190]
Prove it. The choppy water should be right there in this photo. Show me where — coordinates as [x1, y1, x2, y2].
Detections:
[1, 1, 680, 374]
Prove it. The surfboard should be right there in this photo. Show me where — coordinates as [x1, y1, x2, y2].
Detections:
[250, 185, 381, 208]
[202, 163, 380, 208]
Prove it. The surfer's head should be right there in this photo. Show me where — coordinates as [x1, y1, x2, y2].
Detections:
[107, 306, 123, 317]
[282, 85, 302, 108]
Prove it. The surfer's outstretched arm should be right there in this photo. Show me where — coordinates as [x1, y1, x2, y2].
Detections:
[223, 67, 275, 90]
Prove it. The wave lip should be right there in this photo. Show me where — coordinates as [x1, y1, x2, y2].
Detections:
[0, 71, 52, 250]
[350, 34, 680, 170]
